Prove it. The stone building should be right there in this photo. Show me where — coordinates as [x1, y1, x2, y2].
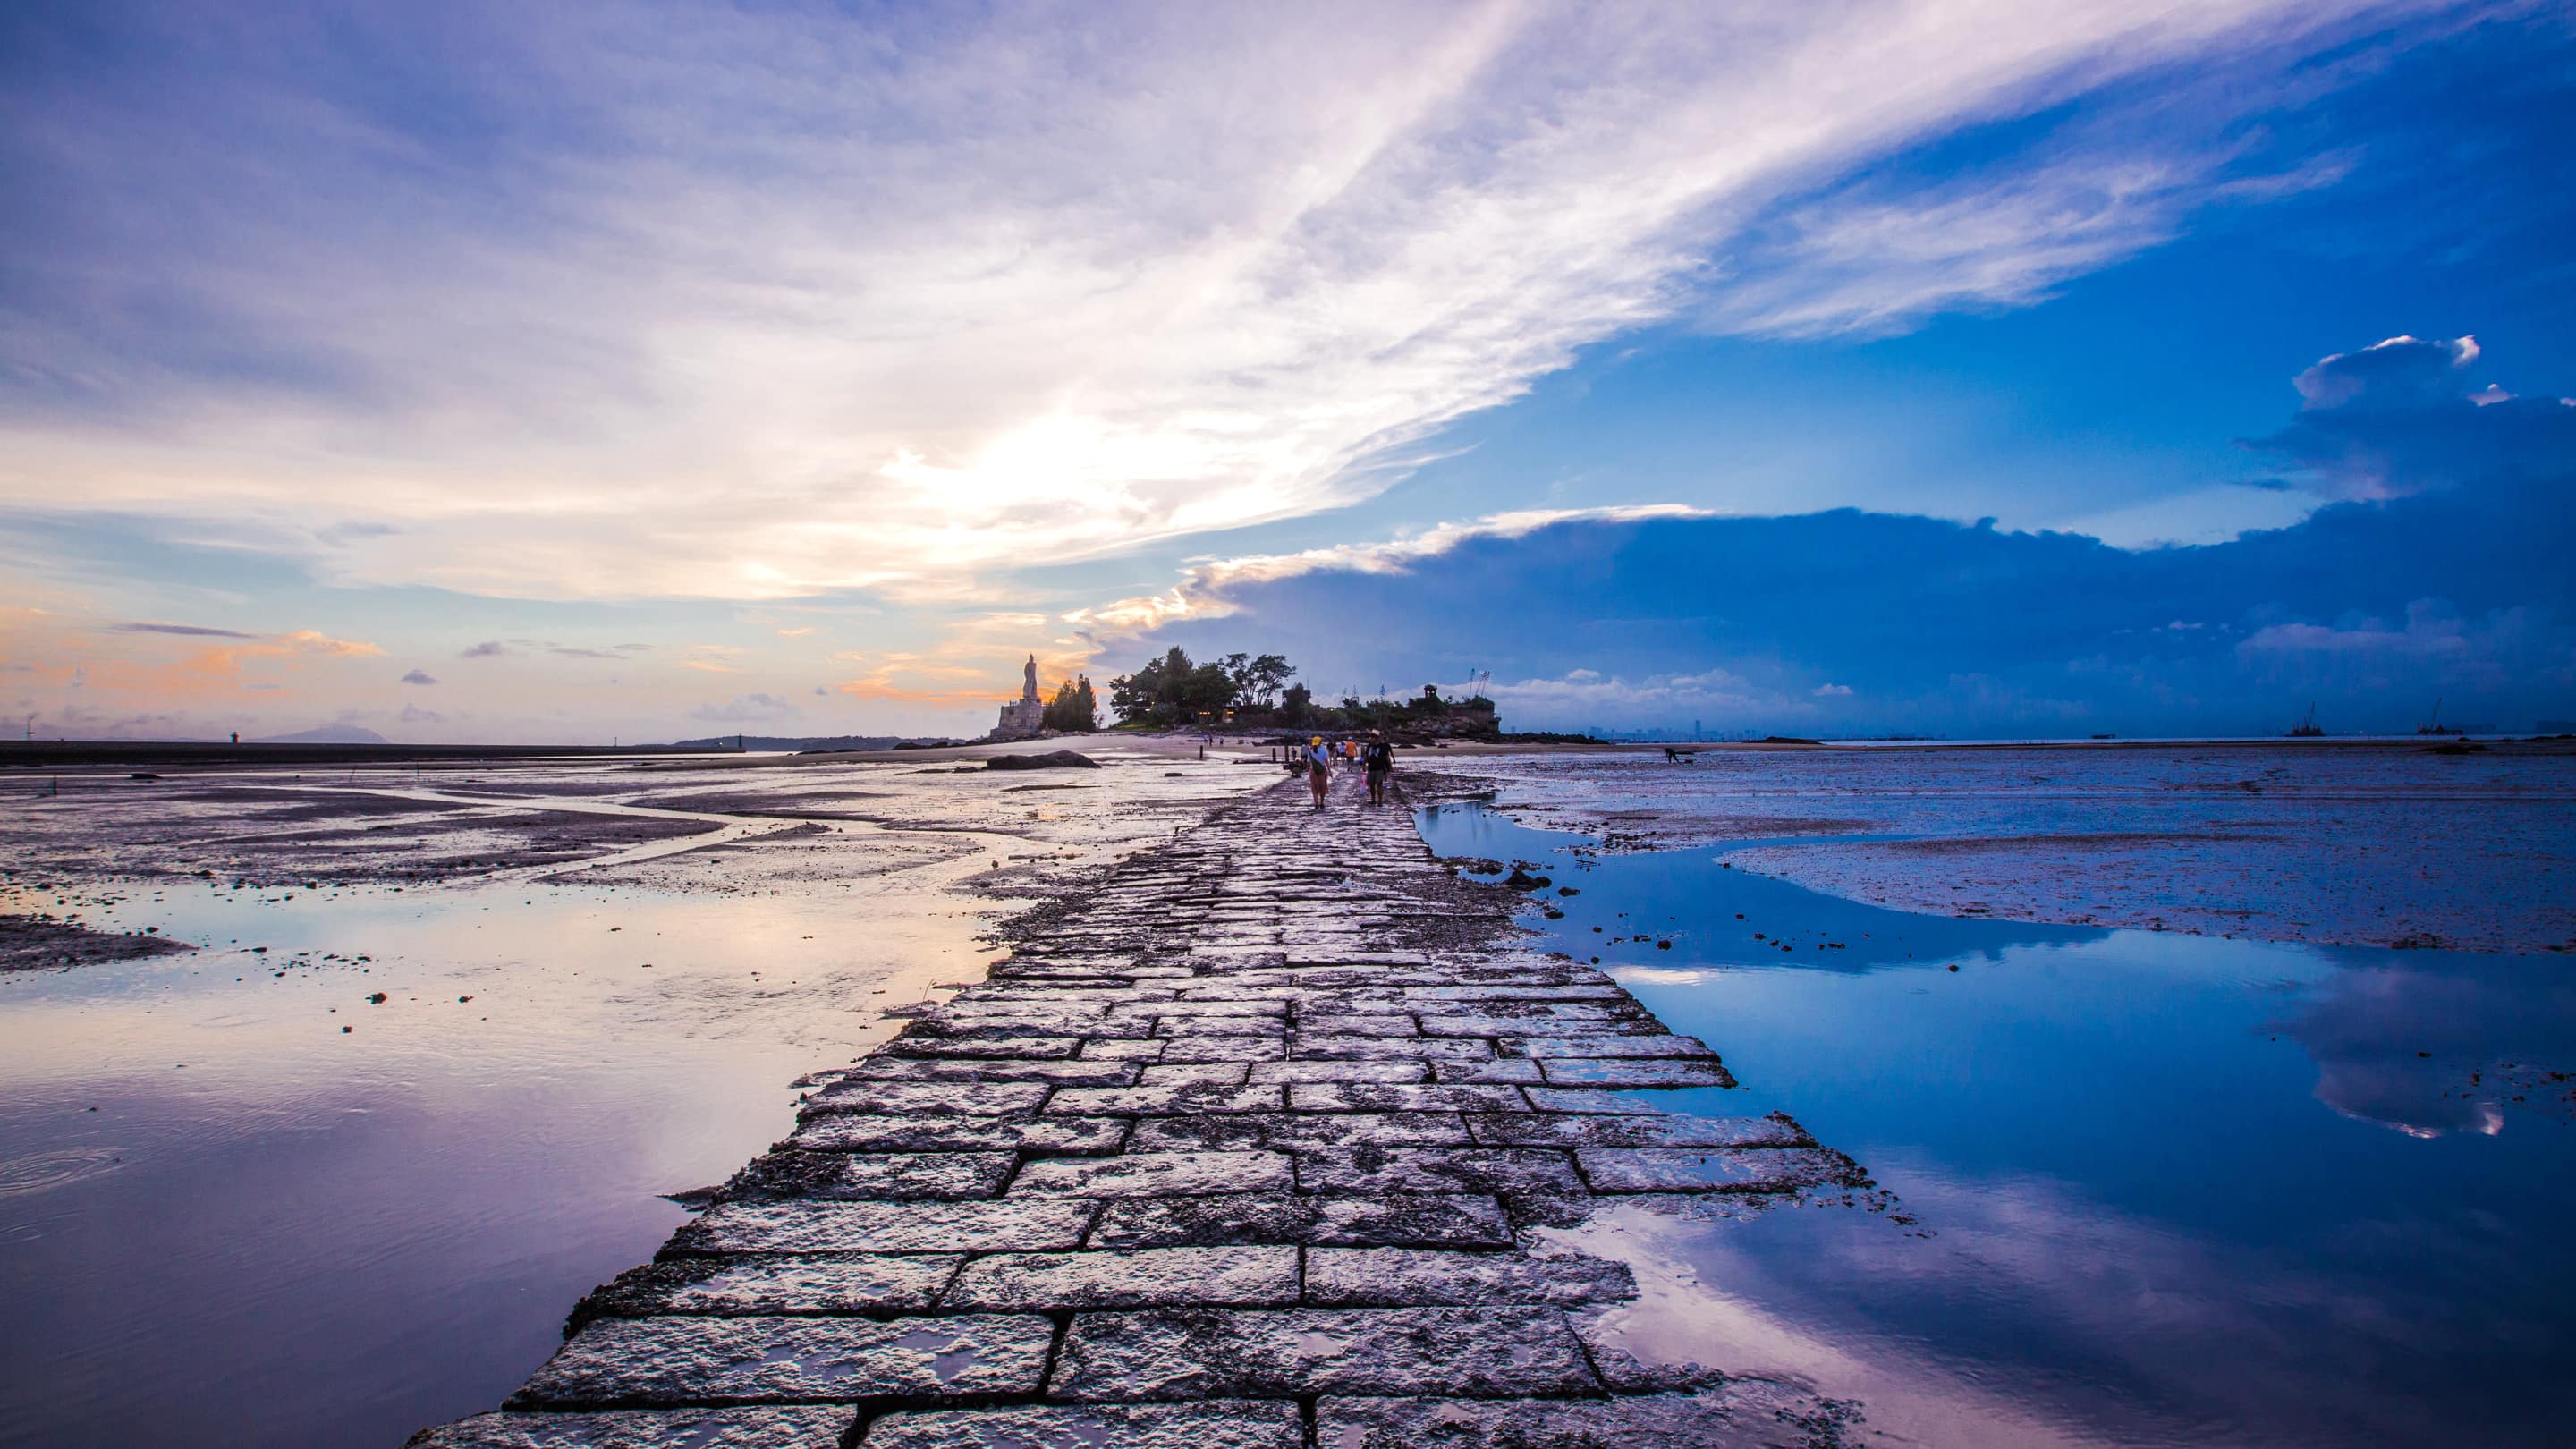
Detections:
[989, 655, 1046, 741]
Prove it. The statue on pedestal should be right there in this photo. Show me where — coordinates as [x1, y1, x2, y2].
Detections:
[989, 654, 1047, 741]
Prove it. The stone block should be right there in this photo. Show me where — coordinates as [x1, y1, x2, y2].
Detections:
[1303, 1248, 1636, 1307]
[1257, 1112, 1471, 1148]
[572, 1253, 961, 1324]
[1078, 1038, 1168, 1060]
[1148, 1000, 1287, 1018]
[944, 1245, 1299, 1309]
[1147, 1017, 1285, 1038]
[1155, 1035, 1287, 1063]
[720, 1150, 1013, 1202]
[511, 1315, 1052, 1406]
[1293, 1148, 1580, 1195]
[1430, 1059, 1545, 1084]
[1405, 984, 1630, 1001]
[407, 1407, 852, 1448]
[1419, 1010, 1649, 1038]
[1309, 1195, 1513, 1248]
[1292, 1014, 1420, 1038]
[891, 1031, 1090, 1056]
[1246, 1060, 1429, 1085]
[1288, 1083, 1527, 1113]
[1046, 1084, 1283, 1115]
[787, 1115, 1127, 1154]
[1465, 1113, 1812, 1149]
[1125, 1115, 1272, 1152]
[803, 1082, 1049, 1117]
[860, 1401, 1301, 1449]
[1011, 1150, 1293, 1197]
[1049, 1307, 1595, 1400]
[1137, 1062, 1249, 1086]
[848, 1058, 1139, 1086]
[1518, 1089, 1665, 1114]
[670, 1199, 1094, 1255]
[1578, 1147, 1856, 1193]
[1538, 1059, 1738, 1089]
[1503, 1034, 1717, 1060]
[1292, 1036, 1491, 1061]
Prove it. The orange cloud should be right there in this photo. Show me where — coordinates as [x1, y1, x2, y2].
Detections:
[833, 677, 1007, 706]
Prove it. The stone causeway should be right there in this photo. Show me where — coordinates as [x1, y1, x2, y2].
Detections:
[412, 767, 1866, 1448]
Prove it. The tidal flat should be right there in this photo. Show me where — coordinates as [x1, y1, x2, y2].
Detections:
[0, 741, 1275, 1449]
[1417, 743, 2575, 1449]
[2, 739, 2570, 1448]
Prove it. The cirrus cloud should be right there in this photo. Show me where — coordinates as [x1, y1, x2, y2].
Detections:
[0, 0, 2462, 603]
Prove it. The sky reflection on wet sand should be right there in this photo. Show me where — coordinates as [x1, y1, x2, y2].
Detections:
[0, 876, 987, 1448]
[0, 749, 1278, 1449]
[1420, 800, 2576, 1448]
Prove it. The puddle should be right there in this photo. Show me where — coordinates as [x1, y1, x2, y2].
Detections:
[1419, 800, 2576, 1448]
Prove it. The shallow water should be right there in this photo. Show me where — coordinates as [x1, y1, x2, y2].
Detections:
[0, 868, 997, 1449]
[1419, 801, 2576, 1447]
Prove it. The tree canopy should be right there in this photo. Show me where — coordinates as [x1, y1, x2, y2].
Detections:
[1041, 674, 1099, 732]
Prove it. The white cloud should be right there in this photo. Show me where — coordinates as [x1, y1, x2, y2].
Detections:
[1068, 504, 1709, 636]
[1488, 666, 1773, 714]
[2, 0, 2435, 602]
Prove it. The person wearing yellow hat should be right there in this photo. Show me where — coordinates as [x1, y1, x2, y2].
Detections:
[1305, 734, 1332, 808]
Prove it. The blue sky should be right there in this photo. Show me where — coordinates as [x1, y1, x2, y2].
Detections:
[3, 1, 2571, 740]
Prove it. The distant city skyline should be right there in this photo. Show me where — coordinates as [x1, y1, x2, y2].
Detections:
[4, 2, 2571, 741]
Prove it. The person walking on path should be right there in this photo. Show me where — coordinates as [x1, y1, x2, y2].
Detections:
[1305, 735, 1333, 808]
[1362, 729, 1395, 806]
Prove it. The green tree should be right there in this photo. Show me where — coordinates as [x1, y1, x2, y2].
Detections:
[1107, 657, 1166, 724]
[1108, 648, 1226, 724]
[1042, 675, 1099, 732]
[1223, 652, 1295, 708]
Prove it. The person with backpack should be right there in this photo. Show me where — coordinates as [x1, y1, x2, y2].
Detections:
[1305, 735, 1333, 808]
[1362, 730, 1395, 806]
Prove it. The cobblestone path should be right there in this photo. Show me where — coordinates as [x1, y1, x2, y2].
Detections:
[416, 769, 1864, 1449]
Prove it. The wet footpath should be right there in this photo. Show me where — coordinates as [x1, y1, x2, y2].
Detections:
[411, 769, 1866, 1449]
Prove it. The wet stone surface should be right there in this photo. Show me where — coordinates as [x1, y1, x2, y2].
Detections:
[417, 771, 1868, 1442]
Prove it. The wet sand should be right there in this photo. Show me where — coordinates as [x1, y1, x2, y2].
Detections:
[1445, 740, 2576, 955]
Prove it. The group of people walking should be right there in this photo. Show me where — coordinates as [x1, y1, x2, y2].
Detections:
[1300, 729, 1396, 809]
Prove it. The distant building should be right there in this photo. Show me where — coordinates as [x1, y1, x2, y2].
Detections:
[990, 655, 1046, 741]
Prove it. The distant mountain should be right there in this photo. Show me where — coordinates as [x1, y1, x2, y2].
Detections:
[661, 734, 962, 752]
[257, 724, 392, 744]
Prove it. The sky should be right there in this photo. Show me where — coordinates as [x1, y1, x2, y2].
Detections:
[4, 0, 2572, 741]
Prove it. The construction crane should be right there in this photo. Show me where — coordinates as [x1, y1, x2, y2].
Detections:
[2287, 702, 2324, 738]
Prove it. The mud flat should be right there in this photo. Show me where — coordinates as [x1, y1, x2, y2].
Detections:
[0, 913, 192, 972]
[412, 767, 1871, 1449]
[1453, 740, 2576, 954]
